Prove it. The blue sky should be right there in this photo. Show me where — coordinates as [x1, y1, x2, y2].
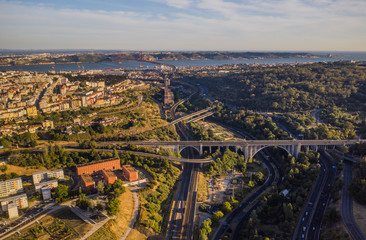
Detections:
[0, 0, 365, 51]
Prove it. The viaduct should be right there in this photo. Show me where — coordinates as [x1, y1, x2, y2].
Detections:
[112, 139, 366, 161]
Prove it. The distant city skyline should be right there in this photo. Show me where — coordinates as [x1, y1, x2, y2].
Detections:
[0, 0, 365, 51]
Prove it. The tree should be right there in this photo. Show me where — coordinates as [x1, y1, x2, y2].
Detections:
[56, 184, 69, 202]
[107, 198, 121, 216]
[77, 193, 91, 210]
[222, 201, 232, 214]
[97, 180, 105, 194]
[211, 211, 224, 223]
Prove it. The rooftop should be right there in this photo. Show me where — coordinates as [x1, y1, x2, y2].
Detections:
[81, 174, 94, 183]
[102, 170, 116, 178]
[77, 158, 120, 168]
[122, 165, 137, 173]
[0, 193, 27, 202]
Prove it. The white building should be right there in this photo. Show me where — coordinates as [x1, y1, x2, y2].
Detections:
[41, 187, 51, 200]
[1, 193, 28, 212]
[7, 202, 19, 218]
[32, 169, 64, 184]
[0, 177, 23, 198]
[34, 180, 58, 193]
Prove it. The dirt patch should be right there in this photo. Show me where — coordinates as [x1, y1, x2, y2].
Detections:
[353, 200, 366, 236]
[126, 229, 147, 240]
[4, 165, 48, 176]
[197, 172, 209, 202]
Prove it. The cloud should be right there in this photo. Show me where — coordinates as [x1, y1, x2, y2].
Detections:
[0, 0, 365, 50]
[153, 0, 193, 9]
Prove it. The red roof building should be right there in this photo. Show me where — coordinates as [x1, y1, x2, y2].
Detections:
[102, 170, 117, 184]
[122, 165, 138, 181]
[76, 158, 121, 175]
[80, 174, 94, 189]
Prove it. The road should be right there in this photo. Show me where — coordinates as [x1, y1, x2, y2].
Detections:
[98, 139, 366, 148]
[293, 150, 337, 240]
[341, 161, 366, 240]
[313, 109, 324, 124]
[167, 81, 200, 240]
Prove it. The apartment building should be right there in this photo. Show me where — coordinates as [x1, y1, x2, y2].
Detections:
[0, 178, 23, 198]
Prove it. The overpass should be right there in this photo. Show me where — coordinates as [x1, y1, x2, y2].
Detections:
[99, 139, 366, 160]
[170, 107, 214, 125]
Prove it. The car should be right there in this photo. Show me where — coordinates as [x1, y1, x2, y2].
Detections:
[313, 227, 316, 231]
[302, 217, 304, 222]
[302, 234, 305, 238]
[303, 226, 306, 231]
[305, 211, 308, 216]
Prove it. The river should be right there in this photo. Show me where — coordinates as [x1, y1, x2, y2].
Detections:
[1, 51, 365, 72]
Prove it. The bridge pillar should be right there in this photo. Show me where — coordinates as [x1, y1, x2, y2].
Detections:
[244, 145, 253, 161]
[199, 144, 203, 156]
[209, 146, 212, 153]
[294, 143, 301, 159]
[235, 146, 238, 153]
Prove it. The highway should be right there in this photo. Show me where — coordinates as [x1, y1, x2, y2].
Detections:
[167, 81, 200, 240]
[341, 161, 366, 240]
[293, 150, 337, 240]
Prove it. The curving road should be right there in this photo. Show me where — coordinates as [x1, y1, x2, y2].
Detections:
[293, 150, 337, 240]
[341, 161, 366, 240]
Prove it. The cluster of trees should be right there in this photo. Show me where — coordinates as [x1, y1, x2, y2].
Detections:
[279, 107, 358, 139]
[186, 62, 366, 112]
[0, 132, 38, 148]
[213, 106, 290, 140]
[206, 149, 246, 175]
[118, 152, 180, 234]
[7, 145, 115, 169]
[199, 198, 240, 239]
[240, 150, 320, 239]
[187, 122, 220, 141]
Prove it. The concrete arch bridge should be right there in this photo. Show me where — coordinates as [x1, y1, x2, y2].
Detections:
[125, 139, 365, 162]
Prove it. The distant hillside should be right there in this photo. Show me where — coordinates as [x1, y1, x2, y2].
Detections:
[0, 51, 318, 66]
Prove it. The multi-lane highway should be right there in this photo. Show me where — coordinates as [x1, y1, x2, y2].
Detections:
[341, 161, 366, 240]
[167, 82, 200, 240]
[293, 150, 337, 240]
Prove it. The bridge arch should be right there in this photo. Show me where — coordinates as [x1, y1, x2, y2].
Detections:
[179, 146, 201, 156]
[250, 145, 292, 160]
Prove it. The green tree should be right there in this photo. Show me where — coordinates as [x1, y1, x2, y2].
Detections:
[222, 201, 232, 214]
[107, 198, 121, 216]
[56, 184, 69, 203]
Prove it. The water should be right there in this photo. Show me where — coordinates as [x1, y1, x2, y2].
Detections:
[1, 51, 365, 72]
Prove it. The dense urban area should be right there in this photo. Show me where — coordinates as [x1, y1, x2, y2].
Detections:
[0, 51, 366, 240]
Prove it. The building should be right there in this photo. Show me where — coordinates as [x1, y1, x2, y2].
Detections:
[34, 180, 58, 193]
[80, 174, 94, 189]
[41, 187, 52, 200]
[32, 171, 48, 184]
[42, 120, 54, 129]
[1, 193, 28, 211]
[7, 202, 19, 218]
[0, 178, 23, 198]
[47, 169, 64, 181]
[122, 165, 138, 181]
[76, 158, 121, 175]
[26, 106, 38, 117]
[101, 170, 117, 184]
[32, 169, 64, 184]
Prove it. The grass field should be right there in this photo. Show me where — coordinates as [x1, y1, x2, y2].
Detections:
[126, 229, 147, 240]
[4, 164, 48, 176]
[87, 188, 134, 240]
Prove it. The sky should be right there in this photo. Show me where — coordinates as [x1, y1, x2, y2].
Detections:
[0, 0, 365, 51]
